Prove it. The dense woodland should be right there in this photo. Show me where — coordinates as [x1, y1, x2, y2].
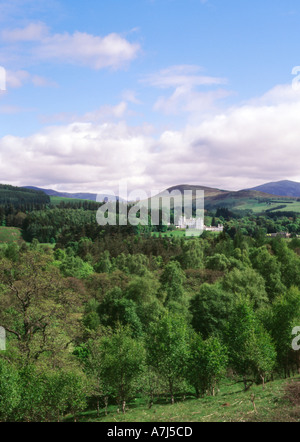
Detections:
[0, 198, 300, 421]
[0, 184, 50, 211]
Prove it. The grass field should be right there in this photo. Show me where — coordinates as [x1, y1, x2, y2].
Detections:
[0, 226, 23, 244]
[151, 230, 222, 239]
[233, 198, 300, 214]
[50, 196, 95, 205]
[151, 230, 187, 238]
[77, 376, 300, 423]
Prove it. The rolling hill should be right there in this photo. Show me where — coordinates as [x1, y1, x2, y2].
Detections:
[22, 186, 125, 202]
[0, 184, 50, 207]
[159, 184, 300, 214]
[248, 180, 300, 197]
[0, 180, 298, 214]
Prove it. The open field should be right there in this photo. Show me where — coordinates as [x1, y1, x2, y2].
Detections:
[77, 376, 300, 423]
[233, 198, 300, 214]
[204, 195, 300, 214]
[151, 230, 187, 238]
[50, 196, 95, 205]
[0, 227, 23, 244]
[152, 230, 222, 238]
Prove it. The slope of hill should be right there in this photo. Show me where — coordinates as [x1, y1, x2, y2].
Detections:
[0, 184, 50, 207]
[156, 184, 300, 214]
[166, 184, 228, 198]
[23, 186, 124, 202]
[248, 180, 300, 197]
[23, 186, 98, 201]
[80, 376, 300, 423]
[2, 181, 299, 214]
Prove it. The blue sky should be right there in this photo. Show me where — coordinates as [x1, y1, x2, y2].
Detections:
[1, 0, 300, 193]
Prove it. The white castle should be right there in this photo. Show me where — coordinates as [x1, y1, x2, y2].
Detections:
[177, 216, 223, 232]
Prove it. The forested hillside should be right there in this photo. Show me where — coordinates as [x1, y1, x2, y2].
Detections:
[0, 183, 299, 422]
[0, 225, 299, 421]
[0, 184, 50, 212]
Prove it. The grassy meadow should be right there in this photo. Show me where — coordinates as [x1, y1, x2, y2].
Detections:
[78, 376, 300, 423]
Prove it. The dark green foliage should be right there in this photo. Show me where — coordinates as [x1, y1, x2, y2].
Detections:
[0, 184, 50, 209]
[186, 332, 228, 397]
[0, 359, 21, 421]
[146, 313, 190, 403]
[1, 207, 300, 421]
[224, 300, 276, 390]
[97, 288, 143, 337]
[98, 326, 146, 414]
[190, 283, 235, 339]
[222, 267, 268, 309]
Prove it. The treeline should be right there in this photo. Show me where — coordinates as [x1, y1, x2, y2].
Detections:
[0, 185, 50, 227]
[22, 209, 98, 243]
[0, 231, 299, 421]
[0, 184, 50, 208]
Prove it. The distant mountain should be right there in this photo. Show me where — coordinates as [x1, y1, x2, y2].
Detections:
[166, 184, 228, 198]
[162, 184, 279, 212]
[164, 184, 276, 200]
[248, 180, 300, 197]
[145, 184, 285, 212]
[23, 186, 124, 202]
[17, 181, 300, 214]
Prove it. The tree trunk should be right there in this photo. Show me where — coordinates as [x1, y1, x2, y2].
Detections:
[260, 375, 265, 391]
[122, 400, 126, 414]
[149, 392, 153, 409]
[169, 380, 174, 404]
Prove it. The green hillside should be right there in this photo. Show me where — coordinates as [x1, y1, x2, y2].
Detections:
[157, 184, 300, 214]
[79, 376, 300, 423]
[50, 195, 95, 205]
[0, 184, 50, 208]
[205, 193, 300, 213]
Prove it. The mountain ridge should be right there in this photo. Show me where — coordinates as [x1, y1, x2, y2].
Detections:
[22, 186, 125, 202]
[22, 180, 300, 201]
[247, 180, 300, 197]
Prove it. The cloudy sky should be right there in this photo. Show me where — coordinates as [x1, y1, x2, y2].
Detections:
[1, 0, 300, 195]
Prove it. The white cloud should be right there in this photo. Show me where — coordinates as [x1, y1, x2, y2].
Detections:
[0, 104, 23, 114]
[1, 22, 141, 70]
[36, 31, 140, 69]
[1, 22, 49, 41]
[144, 65, 226, 89]
[154, 87, 231, 115]
[40, 102, 128, 124]
[144, 65, 230, 116]
[122, 90, 142, 105]
[1, 83, 300, 193]
[5, 69, 56, 89]
[0, 122, 154, 192]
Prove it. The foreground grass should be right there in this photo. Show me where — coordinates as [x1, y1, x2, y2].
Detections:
[77, 376, 300, 423]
